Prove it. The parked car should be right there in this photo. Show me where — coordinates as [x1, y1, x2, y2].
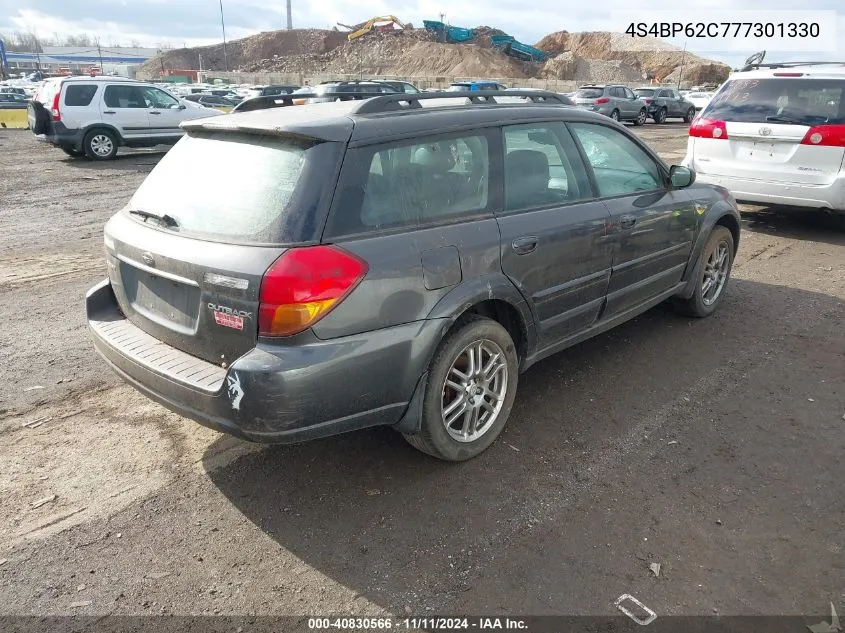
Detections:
[375, 80, 421, 94]
[182, 93, 238, 111]
[245, 85, 300, 99]
[683, 61, 845, 230]
[86, 90, 740, 461]
[292, 81, 397, 105]
[0, 93, 29, 108]
[633, 87, 697, 123]
[28, 76, 221, 160]
[0, 86, 27, 96]
[572, 85, 649, 125]
[685, 91, 714, 110]
[447, 81, 508, 92]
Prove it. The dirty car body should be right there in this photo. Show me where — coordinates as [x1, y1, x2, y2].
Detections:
[87, 92, 741, 460]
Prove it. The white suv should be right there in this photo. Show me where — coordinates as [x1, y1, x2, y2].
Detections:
[28, 76, 220, 160]
[683, 62, 845, 229]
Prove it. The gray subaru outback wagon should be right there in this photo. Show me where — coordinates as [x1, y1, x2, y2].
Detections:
[86, 91, 740, 461]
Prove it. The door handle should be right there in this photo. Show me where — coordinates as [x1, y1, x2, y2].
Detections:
[103, 111, 115, 114]
[619, 215, 637, 229]
[511, 236, 538, 255]
[149, 111, 161, 115]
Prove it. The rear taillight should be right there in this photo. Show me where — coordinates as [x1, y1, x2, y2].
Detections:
[50, 91, 61, 122]
[800, 124, 845, 147]
[258, 245, 368, 337]
[643, 99, 653, 105]
[595, 97, 609, 104]
[689, 117, 728, 140]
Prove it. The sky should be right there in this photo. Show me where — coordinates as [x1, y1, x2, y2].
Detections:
[1, 0, 843, 69]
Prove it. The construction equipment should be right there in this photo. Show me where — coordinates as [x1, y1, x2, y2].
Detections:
[422, 20, 476, 43]
[346, 16, 410, 41]
[490, 35, 548, 63]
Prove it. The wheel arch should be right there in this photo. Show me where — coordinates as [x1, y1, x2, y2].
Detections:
[82, 123, 124, 145]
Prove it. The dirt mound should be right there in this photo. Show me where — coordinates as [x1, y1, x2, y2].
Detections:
[138, 29, 346, 78]
[540, 51, 642, 83]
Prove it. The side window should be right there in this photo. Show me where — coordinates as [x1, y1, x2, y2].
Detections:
[325, 133, 490, 236]
[64, 84, 97, 107]
[103, 85, 146, 108]
[624, 88, 636, 100]
[503, 123, 590, 212]
[142, 87, 180, 109]
[569, 123, 663, 197]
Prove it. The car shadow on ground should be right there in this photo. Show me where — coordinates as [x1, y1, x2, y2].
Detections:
[64, 148, 168, 171]
[740, 206, 845, 245]
[202, 278, 844, 612]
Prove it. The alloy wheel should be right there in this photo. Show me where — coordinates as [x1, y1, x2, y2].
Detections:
[90, 134, 114, 157]
[702, 240, 730, 306]
[441, 339, 508, 443]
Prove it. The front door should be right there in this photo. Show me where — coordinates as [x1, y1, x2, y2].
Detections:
[140, 86, 187, 143]
[496, 122, 612, 346]
[101, 84, 150, 141]
[568, 121, 697, 318]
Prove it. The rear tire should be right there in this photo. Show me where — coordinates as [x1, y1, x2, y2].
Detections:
[83, 129, 118, 161]
[683, 107, 696, 123]
[610, 109, 620, 122]
[633, 108, 648, 126]
[403, 315, 519, 461]
[674, 226, 734, 318]
[654, 107, 667, 124]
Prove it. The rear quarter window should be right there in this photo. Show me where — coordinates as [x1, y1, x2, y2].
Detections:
[64, 84, 98, 106]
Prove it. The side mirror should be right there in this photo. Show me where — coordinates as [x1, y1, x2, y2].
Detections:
[669, 165, 695, 188]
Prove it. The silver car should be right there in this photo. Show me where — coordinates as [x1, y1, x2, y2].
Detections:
[572, 85, 648, 125]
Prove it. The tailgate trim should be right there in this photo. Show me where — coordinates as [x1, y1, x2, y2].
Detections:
[116, 253, 199, 287]
[90, 310, 226, 393]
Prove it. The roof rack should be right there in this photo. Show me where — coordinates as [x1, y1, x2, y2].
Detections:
[352, 90, 571, 115]
[232, 90, 399, 113]
[739, 61, 845, 72]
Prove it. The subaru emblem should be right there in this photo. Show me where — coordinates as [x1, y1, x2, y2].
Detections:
[141, 252, 155, 267]
[759, 127, 772, 136]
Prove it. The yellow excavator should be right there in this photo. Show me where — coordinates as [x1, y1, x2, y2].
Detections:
[344, 16, 410, 41]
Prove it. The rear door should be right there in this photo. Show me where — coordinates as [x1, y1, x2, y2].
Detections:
[622, 87, 640, 118]
[101, 84, 150, 141]
[692, 77, 845, 185]
[104, 131, 342, 366]
[569, 121, 697, 318]
[496, 122, 612, 345]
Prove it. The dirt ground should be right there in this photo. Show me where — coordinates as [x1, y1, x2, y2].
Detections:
[0, 124, 843, 630]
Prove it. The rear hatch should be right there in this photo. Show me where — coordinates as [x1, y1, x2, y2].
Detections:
[690, 76, 845, 185]
[103, 131, 341, 366]
[573, 87, 605, 107]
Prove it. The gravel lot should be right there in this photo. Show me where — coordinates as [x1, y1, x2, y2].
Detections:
[0, 125, 843, 629]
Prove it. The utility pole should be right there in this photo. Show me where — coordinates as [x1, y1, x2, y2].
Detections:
[219, 0, 229, 72]
[96, 38, 104, 75]
[676, 41, 687, 91]
[286, 0, 293, 30]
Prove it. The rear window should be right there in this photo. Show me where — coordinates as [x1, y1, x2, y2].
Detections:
[634, 89, 655, 97]
[64, 84, 97, 106]
[575, 88, 604, 98]
[36, 80, 61, 105]
[127, 133, 332, 243]
[704, 78, 845, 125]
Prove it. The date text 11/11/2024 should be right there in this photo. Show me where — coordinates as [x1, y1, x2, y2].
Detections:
[308, 617, 528, 630]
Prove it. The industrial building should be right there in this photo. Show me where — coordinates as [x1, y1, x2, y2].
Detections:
[4, 46, 157, 78]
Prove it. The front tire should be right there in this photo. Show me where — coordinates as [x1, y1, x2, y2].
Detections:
[674, 226, 734, 318]
[683, 107, 696, 123]
[404, 315, 519, 461]
[83, 129, 118, 160]
[653, 107, 667, 124]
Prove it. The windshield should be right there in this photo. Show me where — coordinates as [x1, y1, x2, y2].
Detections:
[128, 133, 321, 242]
[634, 89, 655, 97]
[704, 78, 845, 125]
[575, 88, 603, 99]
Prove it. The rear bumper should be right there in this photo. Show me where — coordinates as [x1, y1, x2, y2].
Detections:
[688, 170, 845, 211]
[37, 121, 84, 150]
[86, 279, 445, 443]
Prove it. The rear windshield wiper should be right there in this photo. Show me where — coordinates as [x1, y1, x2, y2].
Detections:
[765, 115, 810, 125]
[128, 208, 179, 228]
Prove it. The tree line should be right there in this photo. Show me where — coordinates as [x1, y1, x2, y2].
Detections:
[0, 31, 173, 52]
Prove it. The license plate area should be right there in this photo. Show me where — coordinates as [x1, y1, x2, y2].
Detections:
[121, 262, 200, 334]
